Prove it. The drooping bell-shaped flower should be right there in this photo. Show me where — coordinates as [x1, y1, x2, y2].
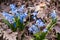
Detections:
[32, 11, 38, 16]
[18, 5, 25, 12]
[8, 16, 14, 24]
[43, 28, 47, 32]
[2, 12, 10, 20]
[10, 4, 17, 14]
[10, 4, 16, 10]
[24, 11, 28, 17]
[14, 11, 20, 17]
[50, 10, 57, 19]
[33, 16, 36, 20]
[19, 14, 24, 23]
[19, 11, 28, 23]
[12, 9, 17, 14]
[10, 4, 15, 8]
[23, 11, 28, 18]
[32, 11, 38, 20]
[2, 12, 14, 24]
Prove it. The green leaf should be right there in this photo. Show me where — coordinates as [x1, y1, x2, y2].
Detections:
[57, 33, 60, 40]
[14, 16, 25, 31]
[2, 19, 11, 28]
[2, 19, 17, 32]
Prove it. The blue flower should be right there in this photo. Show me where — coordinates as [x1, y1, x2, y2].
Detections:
[24, 11, 28, 17]
[18, 5, 25, 12]
[32, 11, 38, 20]
[19, 14, 24, 23]
[36, 19, 42, 24]
[11, 9, 17, 14]
[8, 16, 14, 24]
[32, 16, 36, 20]
[28, 25, 39, 34]
[10, 4, 17, 14]
[2, 12, 14, 23]
[23, 12, 28, 18]
[19, 11, 27, 23]
[10, 4, 16, 9]
[50, 10, 56, 19]
[32, 11, 37, 16]
[36, 19, 45, 27]
[20, 5, 25, 10]
[2, 12, 10, 20]
[43, 28, 47, 32]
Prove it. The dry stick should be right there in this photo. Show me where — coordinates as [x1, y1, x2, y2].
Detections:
[17, 22, 27, 40]
[17, 28, 25, 40]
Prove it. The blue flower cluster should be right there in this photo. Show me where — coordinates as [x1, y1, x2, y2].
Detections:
[2, 3, 47, 34]
[28, 25, 39, 34]
[9, 4, 28, 23]
[50, 10, 56, 19]
[28, 19, 45, 34]
[2, 12, 14, 24]
[36, 19, 45, 27]
[2, 4, 28, 24]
